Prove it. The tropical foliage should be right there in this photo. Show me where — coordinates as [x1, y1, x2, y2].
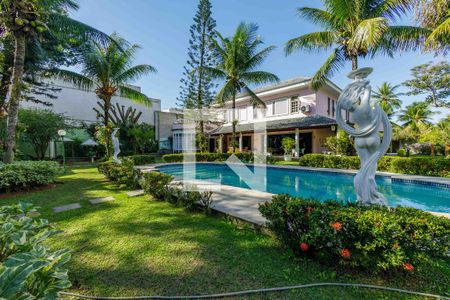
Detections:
[0, 0, 112, 163]
[207, 22, 279, 152]
[398, 101, 436, 134]
[48, 33, 156, 128]
[403, 61, 450, 109]
[372, 82, 403, 118]
[285, 0, 429, 89]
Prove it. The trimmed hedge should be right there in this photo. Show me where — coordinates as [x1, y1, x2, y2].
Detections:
[125, 154, 156, 165]
[0, 161, 60, 192]
[259, 195, 450, 272]
[163, 152, 278, 164]
[298, 154, 450, 177]
[98, 158, 140, 188]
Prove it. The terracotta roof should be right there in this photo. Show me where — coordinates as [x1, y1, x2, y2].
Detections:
[209, 115, 337, 135]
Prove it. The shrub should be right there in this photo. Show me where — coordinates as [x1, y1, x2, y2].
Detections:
[299, 154, 449, 177]
[259, 195, 450, 272]
[0, 161, 60, 193]
[125, 154, 156, 165]
[397, 149, 407, 157]
[139, 171, 174, 200]
[162, 152, 278, 164]
[0, 203, 71, 298]
[325, 130, 355, 156]
[98, 158, 140, 188]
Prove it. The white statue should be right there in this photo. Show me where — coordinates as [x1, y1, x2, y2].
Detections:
[112, 128, 121, 164]
[335, 67, 392, 206]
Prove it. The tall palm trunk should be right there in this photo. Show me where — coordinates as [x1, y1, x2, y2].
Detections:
[103, 96, 112, 157]
[4, 33, 26, 163]
[351, 56, 358, 71]
[231, 90, 236, 153]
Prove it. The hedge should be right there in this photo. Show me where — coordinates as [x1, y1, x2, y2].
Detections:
[298, 154, 449, 177]
[0, 161, 60, 192]
[163, 152, 278, 164]
[125, 154, 156, 165]
[259, 194, 450, 272]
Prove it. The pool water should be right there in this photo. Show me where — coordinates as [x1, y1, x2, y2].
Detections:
[157, 163, 450, 213]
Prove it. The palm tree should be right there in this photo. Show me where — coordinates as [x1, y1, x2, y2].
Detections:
[398, 101, 436, 134]
[285, 0, 430, 89]
[0, 0, 112, 163]
[206, 23, 279, 152]
[49, 33, 156, 155]
[372, 82, 402, 118]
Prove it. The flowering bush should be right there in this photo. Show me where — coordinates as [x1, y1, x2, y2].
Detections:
[259, 195, 450, 272]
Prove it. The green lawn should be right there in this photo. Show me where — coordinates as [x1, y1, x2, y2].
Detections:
[2, 165, 449, 299]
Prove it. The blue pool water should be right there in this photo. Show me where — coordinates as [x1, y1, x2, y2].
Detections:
[157, 163, 450, 213]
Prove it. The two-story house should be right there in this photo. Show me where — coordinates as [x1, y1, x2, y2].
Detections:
[208, 77, 344, 156]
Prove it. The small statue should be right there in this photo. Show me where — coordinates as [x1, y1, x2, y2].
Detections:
[112, 128, 121, 164]
[336, 67, 392, 206]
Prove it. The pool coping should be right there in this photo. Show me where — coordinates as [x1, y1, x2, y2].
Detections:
[137, 162, 450, 220]
[137, 162, 450, 188]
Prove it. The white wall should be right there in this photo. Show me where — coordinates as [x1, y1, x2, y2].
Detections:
[21, 81, 161, 125]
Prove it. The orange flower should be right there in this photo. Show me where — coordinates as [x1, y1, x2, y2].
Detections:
[402, 263, 414, 271]
[341, 248, 351, 259]
[306, 207, 313, 216]
[330, 222, 343, 231]
[300, 242, 310, 252]
[392, 242, 400, 249]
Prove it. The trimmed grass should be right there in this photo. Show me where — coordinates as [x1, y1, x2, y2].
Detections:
[2, 165, 449, 299]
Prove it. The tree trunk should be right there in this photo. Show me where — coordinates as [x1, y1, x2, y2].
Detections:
[351, 55, 358, 70]
[103, 96, 112, 157]
[430, 144, 435, 156]
[4, 34, 26, 163]
[231, 90, 236, 153]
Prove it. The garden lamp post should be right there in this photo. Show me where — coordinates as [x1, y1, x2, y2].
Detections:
[58, 129, 67, 172]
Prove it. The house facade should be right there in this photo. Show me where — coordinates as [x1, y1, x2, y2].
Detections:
[208, 77, 344, 156]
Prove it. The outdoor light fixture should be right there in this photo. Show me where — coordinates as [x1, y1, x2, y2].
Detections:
[58, 129, 67, 172]
[331, 125, 336, 132]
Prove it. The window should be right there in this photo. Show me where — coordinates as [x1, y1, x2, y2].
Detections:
[273, 99, 288, 115]
[332, 99, 336, 117]
[327, 97, 331, 115]
[291, 98, 300, 113]
[239, 107, 247, 121]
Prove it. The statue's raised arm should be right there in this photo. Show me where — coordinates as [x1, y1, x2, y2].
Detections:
[335, 67, 392, 206]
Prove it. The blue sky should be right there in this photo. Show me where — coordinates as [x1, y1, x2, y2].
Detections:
[71, 0, 448, 121]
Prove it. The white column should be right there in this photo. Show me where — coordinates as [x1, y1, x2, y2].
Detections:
[218, 135, 223, 153]
[263, 132, 268, 155]
[239, 133, 243, 152]
[295, 128, 300, 157]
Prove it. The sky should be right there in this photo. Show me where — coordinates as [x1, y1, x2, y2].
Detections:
[71, 0, 448, 122]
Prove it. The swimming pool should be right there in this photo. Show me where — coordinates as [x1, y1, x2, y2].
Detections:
[157, 163, 450, 213]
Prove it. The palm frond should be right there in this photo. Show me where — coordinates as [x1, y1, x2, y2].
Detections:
[311, 47, 345, 90]
[199, 66, 227, 80]
[242, 85, 266, 108]
[245, 46, 276, 70]
[378, 25, 430, 53]
[215, 80, 236, 105]
[285, 31, 338, 55]
[113, 64, 157, 84]
[119, 85, 153, 106]
[349, 17, 388, 51]
[45, 69, 94, 91]
[240, 71, 279, 86]
[424, 16, 450, 54]
[368, 0, 411, 21]
[297, 7, 338, 30]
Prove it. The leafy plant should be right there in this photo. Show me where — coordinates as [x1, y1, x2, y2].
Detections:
[18, 108, 68, 160]
[281, 137, 295, 156]
[139, 171, 174, 200]
[98, 158, 140, 188]
[325, 130, 355, 156]
[0, 203, 71, 298]
[259, 195, 450, 272]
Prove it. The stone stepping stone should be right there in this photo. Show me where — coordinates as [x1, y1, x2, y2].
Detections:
[89, 196, 115, 205]
[126, 190, 144, 197]
[53, 203, 81, 213]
